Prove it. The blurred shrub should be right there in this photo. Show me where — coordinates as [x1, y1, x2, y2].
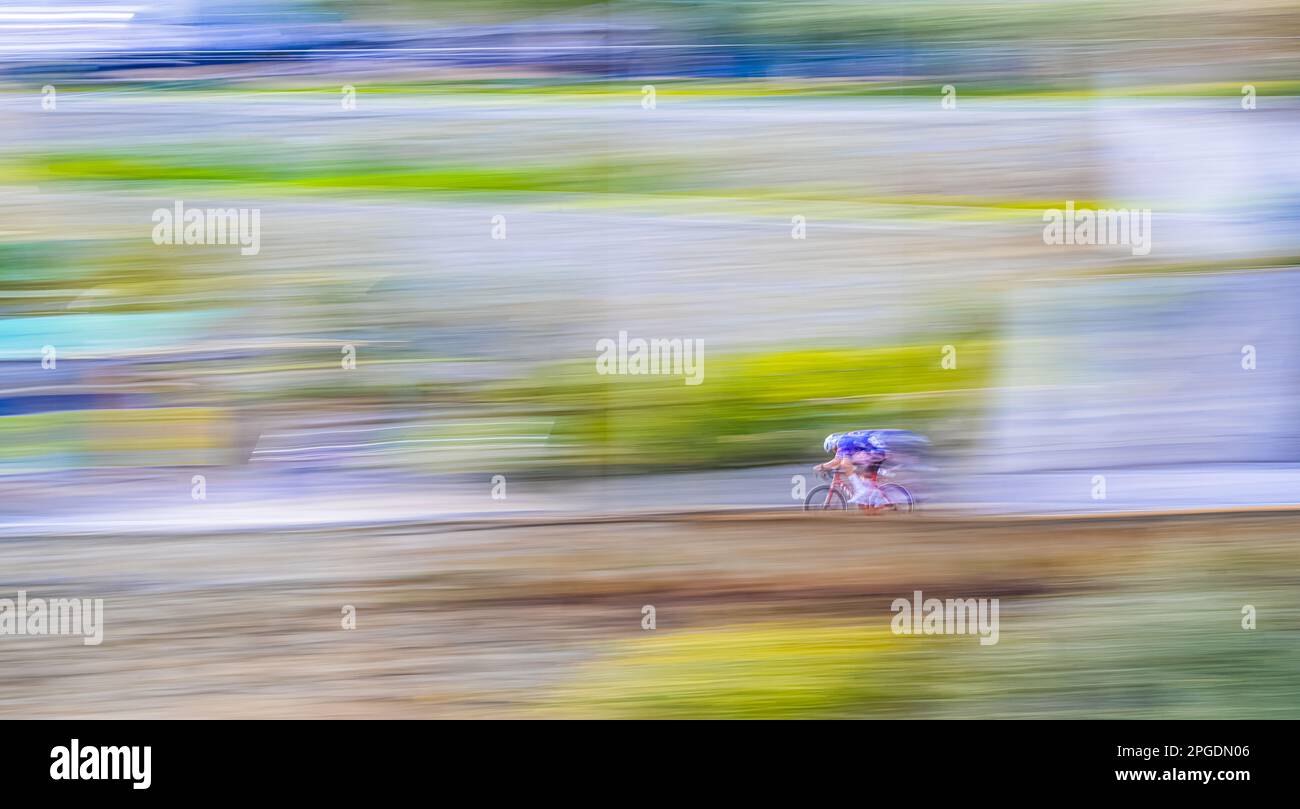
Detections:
[544, 622, 929, 719]
[497, 342, 993, 470]
[0, 408, 233, 472]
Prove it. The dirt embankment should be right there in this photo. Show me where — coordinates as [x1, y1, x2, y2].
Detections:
[2, 511, 1297, 718]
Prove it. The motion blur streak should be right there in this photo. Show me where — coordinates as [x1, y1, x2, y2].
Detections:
[1, 1, 1298, 718]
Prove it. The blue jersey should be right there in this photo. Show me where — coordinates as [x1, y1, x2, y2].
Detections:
[836, 430, 887, 456]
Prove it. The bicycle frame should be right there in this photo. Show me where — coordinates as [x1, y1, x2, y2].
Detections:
[824, 464, 884, 512]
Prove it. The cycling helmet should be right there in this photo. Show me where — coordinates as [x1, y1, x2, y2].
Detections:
[823, 433, 842, 454]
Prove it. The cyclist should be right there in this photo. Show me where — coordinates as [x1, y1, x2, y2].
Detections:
[815, 430, 890, 507]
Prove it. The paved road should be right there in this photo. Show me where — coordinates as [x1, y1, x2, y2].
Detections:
[5, 462, 1300, 536]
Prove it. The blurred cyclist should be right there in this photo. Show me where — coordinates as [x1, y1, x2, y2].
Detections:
[814, 430, 890, 507]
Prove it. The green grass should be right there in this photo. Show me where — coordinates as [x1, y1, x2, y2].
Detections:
[498, 342, 994, 469]
[542, 587, 1300, 719]
[543, 623, 931, 719]
[16, 153, 670, 196]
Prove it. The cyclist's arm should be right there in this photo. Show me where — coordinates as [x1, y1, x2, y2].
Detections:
[816, 455, 853, 473]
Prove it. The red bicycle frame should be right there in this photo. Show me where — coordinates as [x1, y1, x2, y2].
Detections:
[824, 464, 883, 512]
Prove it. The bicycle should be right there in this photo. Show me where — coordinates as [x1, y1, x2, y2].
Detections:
[803, 463, 915, 513]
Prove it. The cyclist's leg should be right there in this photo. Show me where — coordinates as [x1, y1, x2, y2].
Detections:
[848, 457, 886, 506]
[841, 463, 867, 503]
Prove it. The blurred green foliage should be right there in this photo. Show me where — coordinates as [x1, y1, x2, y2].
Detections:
[546, 587, 1300, 718]
[497, 342, 993, 470]
[544, 623, 931, 719]
[20, 153, 669, 196]
[0, 408, 232, 471]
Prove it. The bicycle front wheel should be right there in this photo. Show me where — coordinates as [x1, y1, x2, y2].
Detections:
[804, 484, 848, 511]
